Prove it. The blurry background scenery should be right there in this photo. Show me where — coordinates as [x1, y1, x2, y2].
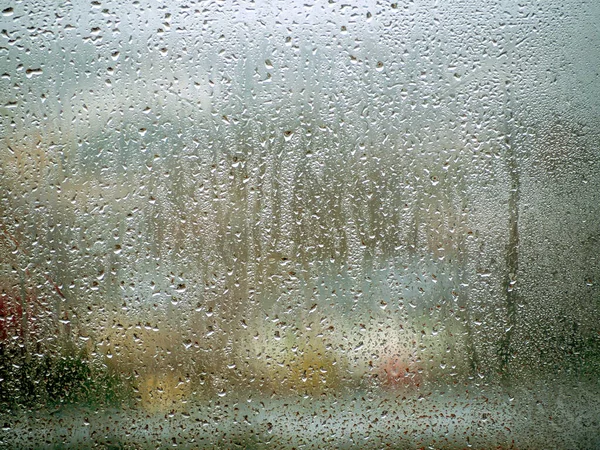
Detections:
[1, 0, 600, 447]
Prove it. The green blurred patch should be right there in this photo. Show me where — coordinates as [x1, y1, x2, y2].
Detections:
[0, 344, 133, 409]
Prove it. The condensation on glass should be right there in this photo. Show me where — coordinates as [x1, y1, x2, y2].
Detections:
[1, 0, 599, 448]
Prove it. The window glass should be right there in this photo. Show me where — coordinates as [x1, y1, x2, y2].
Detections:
[1, 1, 599, 447]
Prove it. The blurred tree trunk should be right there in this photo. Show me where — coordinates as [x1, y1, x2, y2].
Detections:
[499, 76, 521, 379]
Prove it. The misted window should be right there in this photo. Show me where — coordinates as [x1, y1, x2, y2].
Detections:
[1, 1, 599, 448]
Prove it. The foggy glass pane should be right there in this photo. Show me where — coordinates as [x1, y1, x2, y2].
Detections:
[1, 0, 599, 448]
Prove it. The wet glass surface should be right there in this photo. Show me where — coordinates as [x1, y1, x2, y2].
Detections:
[1, 1, 599, 448]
